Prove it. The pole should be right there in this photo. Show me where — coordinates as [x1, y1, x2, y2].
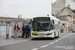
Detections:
[6, 23, 9, 39]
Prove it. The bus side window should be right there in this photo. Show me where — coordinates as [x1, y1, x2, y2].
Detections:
[50, 22, 54, 29]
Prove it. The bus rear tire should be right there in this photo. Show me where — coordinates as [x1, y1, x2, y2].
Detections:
[56, 36, 59, 38]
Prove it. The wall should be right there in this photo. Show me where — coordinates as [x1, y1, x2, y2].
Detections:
[52, 0, 65, 15]
[60, 20, 68, 31]
[52, 0, 75, 15]
[73, 15, 75, 24]
[0, 26, 11, 36]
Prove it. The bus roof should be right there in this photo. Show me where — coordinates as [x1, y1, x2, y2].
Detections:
[50, 16, 60, 21]
[32, 16, 60, 21]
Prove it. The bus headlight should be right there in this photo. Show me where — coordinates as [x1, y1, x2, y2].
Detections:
[52, 32, 53, 33]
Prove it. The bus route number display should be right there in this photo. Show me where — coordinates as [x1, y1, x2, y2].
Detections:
[33, 17, 50, 21]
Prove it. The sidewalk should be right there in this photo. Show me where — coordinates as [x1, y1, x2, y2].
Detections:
[0, 35, 12, 38]
[63, 31, 69, 33]
[60, 30, 71, 34]
[0, 36, 30, 47]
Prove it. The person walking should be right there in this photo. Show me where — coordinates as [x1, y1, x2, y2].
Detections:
[22, 23, 25, 38]
[25, 24, 30, 38]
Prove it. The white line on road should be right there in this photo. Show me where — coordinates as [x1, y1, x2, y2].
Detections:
[32, 33, 72, 50]
[49, 42, 55, 44]
[40, 45, 49, 48]
[58, 39, 61, 40]
[54, 40, 59, 42]
[32, 48, 39, 50]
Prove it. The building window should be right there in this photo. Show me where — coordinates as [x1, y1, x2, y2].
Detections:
[0, 21, 3, 23]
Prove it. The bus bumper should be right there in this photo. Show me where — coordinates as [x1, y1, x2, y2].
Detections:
[31, 35, 55, 38]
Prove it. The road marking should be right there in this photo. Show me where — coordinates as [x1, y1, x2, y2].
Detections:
[60, 34, 72, 40]
[40, 45, 49, 48]
[32, 33, 72, 50]
[2, 33, 70, 47]
[32, 48, 38, 50]
[0, 40, 30, 47]
[54, 40, 59, 42]
[49, 42, 55, 44]
[58, 39, 61, 40]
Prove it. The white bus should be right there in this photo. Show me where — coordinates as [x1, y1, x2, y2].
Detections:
[31, 16, 60, 39]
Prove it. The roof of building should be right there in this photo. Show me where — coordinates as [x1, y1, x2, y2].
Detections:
[0, 17, 17, 19]
[55, 7, 75, 17]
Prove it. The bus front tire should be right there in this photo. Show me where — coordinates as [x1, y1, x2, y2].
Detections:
[56, 36, 59, 38]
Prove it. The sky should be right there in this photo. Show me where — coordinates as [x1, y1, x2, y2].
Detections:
[0, 0, 56, 18]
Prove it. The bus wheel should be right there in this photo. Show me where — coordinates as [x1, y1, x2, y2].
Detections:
[57, 36, 59, 38]
[34, 38, 38, 40]
[31, 38, 35, 40]
[31, 38, 38, 40]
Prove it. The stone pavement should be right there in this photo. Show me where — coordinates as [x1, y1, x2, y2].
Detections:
[0, 35, 30, 46]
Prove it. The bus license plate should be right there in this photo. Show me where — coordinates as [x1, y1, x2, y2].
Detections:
[40, 36, 44, 37]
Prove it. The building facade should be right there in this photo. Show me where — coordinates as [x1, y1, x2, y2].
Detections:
[52, 0, 75, 16]
[0, 17, 31, 36]
[52, 0, 75, 31]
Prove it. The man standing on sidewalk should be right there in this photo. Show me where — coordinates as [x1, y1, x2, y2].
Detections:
[22, 23, 25, 38]
[28, 24, 31, 37]
[25, 24, 30, 38]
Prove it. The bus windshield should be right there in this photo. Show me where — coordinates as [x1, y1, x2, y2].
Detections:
[32, 21, 53, 31]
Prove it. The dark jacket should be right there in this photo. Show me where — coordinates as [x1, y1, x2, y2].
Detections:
[25, 26, 30, 33]
[22, 26, 25, 32]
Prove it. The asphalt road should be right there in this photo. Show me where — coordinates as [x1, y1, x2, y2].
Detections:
[0, 33, 75, 50]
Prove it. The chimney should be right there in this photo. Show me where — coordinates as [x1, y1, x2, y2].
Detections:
[68, 5, 70, 8]
[47, 14, 49, 17]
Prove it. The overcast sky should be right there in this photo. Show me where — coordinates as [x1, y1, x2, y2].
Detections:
[0, 0, 56, 18]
